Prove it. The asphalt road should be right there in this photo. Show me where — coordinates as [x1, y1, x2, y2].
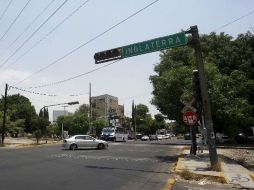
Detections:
[0, 141, 183, 190]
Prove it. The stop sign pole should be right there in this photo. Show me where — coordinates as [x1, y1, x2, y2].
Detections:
[183, 111, 198, 155]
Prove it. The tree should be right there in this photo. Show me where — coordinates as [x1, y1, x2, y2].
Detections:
[47, 123, 59, 139]
[34, 129, 42, 144]
[150, 31, 254, 137]
[56, 104, 89, 136]
[134, 104, 153, 134]
[93, 119, 105, 136]
[0, 94, 37, 133]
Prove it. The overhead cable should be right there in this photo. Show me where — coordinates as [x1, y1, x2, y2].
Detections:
[9, 85, 88, 97]
[8, 0, 56, 49]
[2, 0, 90, 71]
[212, 9, 254, 32]
[0, 0, 69, 69]
[0, 0, 13, 22]
[13, 0, 160, 85]
[0, 0, 32, 41]
[27, 60, 119, 89]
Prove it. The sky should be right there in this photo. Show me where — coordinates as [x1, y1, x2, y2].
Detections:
[0, 0, 253, 121]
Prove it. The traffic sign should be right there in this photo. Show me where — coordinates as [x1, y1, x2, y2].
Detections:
[122, 32, 187, 58]
[94, 32, 187, 64]
[183, 111, 198, 126]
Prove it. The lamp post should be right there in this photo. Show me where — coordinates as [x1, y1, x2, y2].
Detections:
[39, 101, 79, 139]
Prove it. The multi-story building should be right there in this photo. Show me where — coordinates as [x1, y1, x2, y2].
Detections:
[91, 94, 124, 126]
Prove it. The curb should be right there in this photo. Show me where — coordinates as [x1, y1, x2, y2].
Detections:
[175, 150, 227, 184]
[2, 142, 61, 149]
[250, 172, 254, 181]
[163, 177, 176, 190]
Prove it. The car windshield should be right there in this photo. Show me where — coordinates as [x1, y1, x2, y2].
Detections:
[102, 128, 114, 133]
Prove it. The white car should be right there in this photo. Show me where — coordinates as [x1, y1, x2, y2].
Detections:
[63, 135, 108, 150]
[141, 135, 149, 141]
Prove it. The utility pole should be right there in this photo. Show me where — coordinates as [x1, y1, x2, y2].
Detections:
[89, 83, 92, 135]
[186, 25, 218, 167]
[62, 105, 68, 139]
[1, 84, 8, 145]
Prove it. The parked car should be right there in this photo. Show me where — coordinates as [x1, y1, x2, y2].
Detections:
[136, 133, 143, 139]
[63, 135, 108, 150]
[235, 133, 254, 144]
[149, 134, 158, 141]
[184, 133, 191, 140]
[216, 133, 230, 143]
[141, 135, 149, 141]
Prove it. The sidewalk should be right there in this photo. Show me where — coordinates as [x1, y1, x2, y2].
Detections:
[176, 149, 254, 189]
[1, 137, 61, 148]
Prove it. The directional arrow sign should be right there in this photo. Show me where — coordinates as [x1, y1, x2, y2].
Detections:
[122, 32, 187, 58]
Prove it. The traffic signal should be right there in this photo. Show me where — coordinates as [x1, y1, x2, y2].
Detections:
[67, 101, 79, 105]
[193, 70, 202, 102]
[94, 48, 122, 64]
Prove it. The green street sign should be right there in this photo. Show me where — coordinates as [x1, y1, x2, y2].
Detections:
[94, 32, 187, 63]
[122, 32, 187, 58]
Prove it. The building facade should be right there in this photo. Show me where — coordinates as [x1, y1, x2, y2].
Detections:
[91, 94, 124, 126]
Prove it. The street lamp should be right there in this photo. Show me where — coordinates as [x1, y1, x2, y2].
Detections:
[39, 101, 79, 139]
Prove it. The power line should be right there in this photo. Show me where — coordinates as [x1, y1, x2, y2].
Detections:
[9, 85, 88, 97]
[0, 0, 31, 41]
[8, 0, 56, 49]
[13, 0, 160, 85]
[27, 60, 119, 88]
[212, 9, 254, 32]
[0, 0, 69, 69]
[2, 0, 90, 72]
[0, 0, 13, 22]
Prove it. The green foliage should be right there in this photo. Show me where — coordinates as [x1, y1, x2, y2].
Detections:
[34, 129, 42, 144]
[56, 104, 89, 136]
[0, 94, 37, 133]
[150, 31, 254, 137]
[47, 123, 59, 138]
[7, 119, 25, 137]
[93, 119, 105, 136]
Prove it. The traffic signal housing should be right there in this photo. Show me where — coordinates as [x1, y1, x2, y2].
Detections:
[94, 48, 122, 64]
[193, 70, 202, 103]
[67, 101, 79, 105]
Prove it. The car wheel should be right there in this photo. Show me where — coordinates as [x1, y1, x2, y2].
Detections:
[70, 144, 77, 150]
[98, 143, 105, 150]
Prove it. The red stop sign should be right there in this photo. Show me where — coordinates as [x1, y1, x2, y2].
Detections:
[183, 111, 198, 125]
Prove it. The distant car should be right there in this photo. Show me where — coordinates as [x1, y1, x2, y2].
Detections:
[235, 133, 254, 144]
[157, 135, 164, 140]
[184, 133, 191, 140]
[63, 135, 108, 150]
[149, 134, 158, 141]
[216, 133, 230, 143]
[141, 135, 149, 141]
[136, 133, 143, 139]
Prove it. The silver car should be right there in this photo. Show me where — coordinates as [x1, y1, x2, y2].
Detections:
[63, 135, 108, 150]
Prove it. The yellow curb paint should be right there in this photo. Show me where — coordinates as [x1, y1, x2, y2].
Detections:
[163, 177, 176, 190]
[175, 158, 184, 173]
[249, 172, 254, 181]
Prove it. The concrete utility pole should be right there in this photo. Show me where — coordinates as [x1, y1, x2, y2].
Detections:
[62, 105, 68, 139]
[186, 25, 218, 167]
[1, 84, 8, 144]
[89, 83, 92, 134]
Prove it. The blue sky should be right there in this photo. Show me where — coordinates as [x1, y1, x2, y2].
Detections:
[0, 0, 253, 121]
